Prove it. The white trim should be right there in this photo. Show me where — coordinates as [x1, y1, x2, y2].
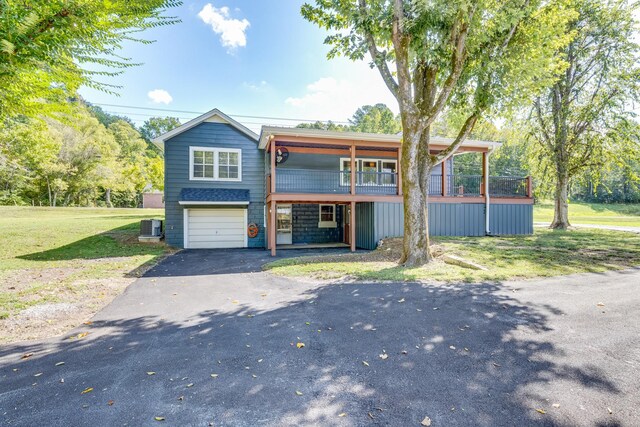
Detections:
[178, 201, 250, 206]
[318, 204, 337, 228]
[189, 146, 242, 182]
[153, 108, 258, 149]
[258, 126, 502, 150]
[183, 208, 189, 249]
[244, 209, 249, 248]
[339, 157, 398, 187]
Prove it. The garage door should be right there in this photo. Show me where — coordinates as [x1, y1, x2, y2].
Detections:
[186, 208, 246, 249]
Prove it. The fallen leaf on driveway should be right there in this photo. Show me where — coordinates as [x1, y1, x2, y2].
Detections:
[81, 387, 93, 394]
[210, 374, 219, 378]
[178, 396, 184, 401]
[421, 416, 432, 426]
[34, 372, 43, 377]
[154, 416, 165, 421]
[362, 361, 370, 367]
[449, 345, 456, 350]
[608, 407, 613, 414]
[83, 321, 93, 325]
[107, 400, 114, 406]
[21, 353, 34, 359]
[379, 354, 388, 360]
[55, 362, 65, 366]
[147, 372, 156, 375]
[535, 408, 546, 414]
[231, 300, 239, 304]
[397, 298, 405, 303]
[296, 342, 305, 349]
[186, 383, 194, 388]
[295, 391, 303, 396]
[597, 302, 605, 307]
[338, 413, 347, 417]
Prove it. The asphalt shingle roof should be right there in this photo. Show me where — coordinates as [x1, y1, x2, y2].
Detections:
[179, 188, 250, 203]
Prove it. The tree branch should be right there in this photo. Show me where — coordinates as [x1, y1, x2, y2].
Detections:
[434, 111, 481, 163]
[358, 0, 399, 98]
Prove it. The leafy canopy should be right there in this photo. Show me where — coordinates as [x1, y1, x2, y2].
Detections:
[0, 0, 181, 119]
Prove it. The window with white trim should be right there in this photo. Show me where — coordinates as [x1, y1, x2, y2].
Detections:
[190, 147, 242, 181]
[339, 158, 397, 186]
[318, 204, 337, 228]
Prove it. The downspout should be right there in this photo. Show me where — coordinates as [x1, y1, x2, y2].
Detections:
[485, 146, 495, 235]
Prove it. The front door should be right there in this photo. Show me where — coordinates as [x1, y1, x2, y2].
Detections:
[344, 204, 351, 245]
[276, 204, 293, 245]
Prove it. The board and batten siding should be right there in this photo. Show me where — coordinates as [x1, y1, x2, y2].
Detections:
[164, 122, 265, 248]
[355, 201, 533, 250]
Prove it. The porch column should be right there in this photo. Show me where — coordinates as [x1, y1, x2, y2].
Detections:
[350, 143, 356, 195]
[350, 201, 356, 252]
[441, 157, 447, 196]
[397, 147, 402, 196]
[481, 151, 487, 196]
[266, 202, 271, 250]
[270, 200, 276, 257]
[270, 137, 276, 194]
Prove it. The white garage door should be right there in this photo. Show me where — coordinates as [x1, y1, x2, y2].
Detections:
[186, 208, 246, 249]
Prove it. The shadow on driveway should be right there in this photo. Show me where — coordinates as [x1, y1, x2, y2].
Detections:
[0, 271, 629, 426]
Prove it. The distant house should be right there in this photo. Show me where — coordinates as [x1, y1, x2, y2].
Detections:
[142, 192, 164, 209]
[153, 108, 533, 255]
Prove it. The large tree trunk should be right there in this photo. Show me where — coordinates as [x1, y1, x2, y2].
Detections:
[551, 170, 570, 229]
[399, 124, 431, 266]
[105, 188, 113, 208]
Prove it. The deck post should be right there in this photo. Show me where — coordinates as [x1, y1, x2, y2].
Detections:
[397, 147, 402, 195]
[481, 151, 487, 196]
[270, 200, 276, 257]
[350, 201, 356, 252]
[270, 137, 276, 194]
[441, 157, 447, 196]
[527, 176, 533, 198]
[350, 143, 356, 195]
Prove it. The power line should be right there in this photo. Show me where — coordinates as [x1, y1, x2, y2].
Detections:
[104, 110, 282, 127]
[91, 102, 352, 125]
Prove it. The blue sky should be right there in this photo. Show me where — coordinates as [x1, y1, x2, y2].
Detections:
[79, 1, 398, 133]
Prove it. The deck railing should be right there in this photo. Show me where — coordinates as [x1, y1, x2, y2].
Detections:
[272, 168, 531, 198]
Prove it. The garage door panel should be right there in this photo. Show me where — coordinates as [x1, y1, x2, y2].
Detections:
[186, 208, 246, 249]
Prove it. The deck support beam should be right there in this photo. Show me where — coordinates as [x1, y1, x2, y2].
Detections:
[441, 158, 447, 196]
[270, 200, 276, 257]
[480, 151, 487, 196]
[270, 137, 276, 194]
[350, 143, 356, 195]
[350, 201, 356, 252]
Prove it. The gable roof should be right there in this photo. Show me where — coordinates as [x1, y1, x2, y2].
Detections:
[152, 108, 258, 149]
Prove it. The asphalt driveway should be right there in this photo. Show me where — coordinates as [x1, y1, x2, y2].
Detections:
[1, 249, 639, 426]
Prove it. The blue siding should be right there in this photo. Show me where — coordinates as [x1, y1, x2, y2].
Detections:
[357, 201, 533, 248]
[164, 122, 264, 248]
[356, 203, 376, 250]
[490, 204, 534, 235]
[292, 204, 343, 244]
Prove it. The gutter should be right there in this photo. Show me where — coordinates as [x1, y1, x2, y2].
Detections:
[485, 146, 496, 235]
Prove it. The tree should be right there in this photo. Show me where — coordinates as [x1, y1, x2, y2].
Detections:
[295, 120, 350, 131]
[302, 0, 574, 266]
[350, 103, 401, 133]
[0, 1, 180, 119]
[530, 0, 640, 229]
[140, 116, 182, 142]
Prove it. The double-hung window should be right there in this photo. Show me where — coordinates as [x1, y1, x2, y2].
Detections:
[318, 204, 337, 228]
[190, 147, 242, 181]
[340, 158, 397, 186]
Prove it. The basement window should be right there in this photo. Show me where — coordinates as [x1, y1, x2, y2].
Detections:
[318, 204, 337, 228]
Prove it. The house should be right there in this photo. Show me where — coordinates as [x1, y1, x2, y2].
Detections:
[142, 191, 164, 208]
[153, 108, 533, 255]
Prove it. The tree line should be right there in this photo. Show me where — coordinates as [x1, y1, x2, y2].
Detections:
[0, 102, 179, 207]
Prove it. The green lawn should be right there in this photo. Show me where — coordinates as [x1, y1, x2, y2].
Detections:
[534, 201, 640, 227]
[0, 207, 169, 342]
[265, 228, 640, 283]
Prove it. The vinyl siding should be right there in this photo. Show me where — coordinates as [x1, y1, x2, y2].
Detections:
[164, 122, 264, 248]
[354, 201, 532, 249]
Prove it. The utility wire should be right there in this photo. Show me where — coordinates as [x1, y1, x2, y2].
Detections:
[91, 102, 351, 125]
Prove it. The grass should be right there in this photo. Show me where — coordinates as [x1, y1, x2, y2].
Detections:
[534, 201, 640, 227]
[0, 207, 170, 342]
[265, 228, 640, 283]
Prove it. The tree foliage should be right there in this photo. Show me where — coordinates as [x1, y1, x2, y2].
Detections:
[0, 0, 181, 119]
[350, 103, 401, 133]
[530, 0, 640, 228]
[302, 0, 574, 266]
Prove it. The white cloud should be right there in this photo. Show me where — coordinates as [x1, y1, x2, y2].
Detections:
[283, 62, 399, 122]
[243, 80, 271, 92]
[198, 4, 250, 51]
[147, 89, 173, 105]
